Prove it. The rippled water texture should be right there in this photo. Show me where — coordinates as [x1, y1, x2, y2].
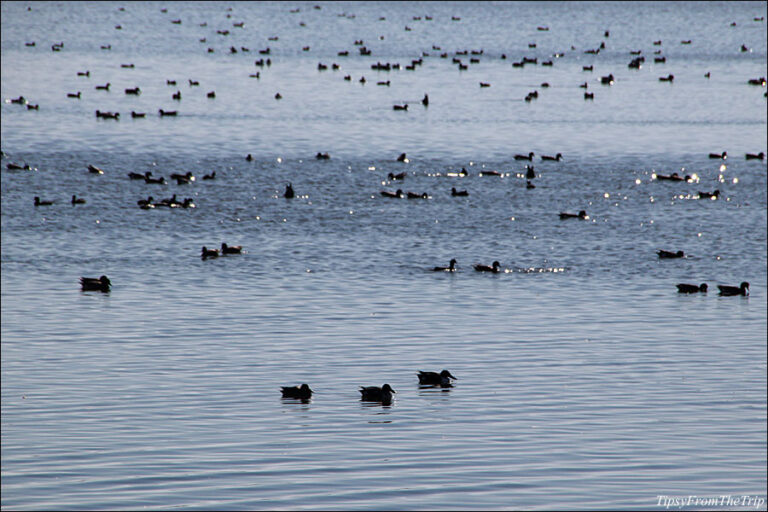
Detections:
[2, 1, 767, 510]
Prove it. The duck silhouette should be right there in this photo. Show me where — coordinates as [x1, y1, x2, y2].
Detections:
[676, 283, 707, 293]
[717, 282, 749, 296]
[418, 369, 457, 387]
[359, 384, 396, 404]
[474, 261, 501, 273]
[281, 384, 313, 400]
[80, 275, 111, 292]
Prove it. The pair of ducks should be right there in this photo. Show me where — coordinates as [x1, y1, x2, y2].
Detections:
[433, 259, 502, 273]
[677, 282, 749, 296]
[281, 370, 458, 403]
[201, 243, 242, 259]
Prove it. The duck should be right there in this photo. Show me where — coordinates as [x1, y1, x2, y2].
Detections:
[388, 171, 406, 180]
[207, 91, 215, 98]
[71, 195, 86, 205]
[202, 171, 216, 180]
[188, 79, 199, 86]
[600, 74, 615, 85]
[34, 196, 53, 206]
[658, 74, 674, 82]
[172, 90, 181, 100]
[433, 259, 457, 272]
[526, 166, 536, 179]
[144, 174, 166, 184]
[559, 210, 588, 219]
[281, 383, 313, 400]
[418, 369, 457, 387]
[584, 92, 595, 100]
[124, 87, 141, 95]
[422, 93, 429, 106]
[717, 282, 749, 296]
[170, 171, 195, 183]
[451, 187, 468, 196]
[10, 96, 27, 104]
[654, 172, 689, 181]
[67, 91, 81, 98]
[657, 249, 684, 259]
[246, 154, 253, 161]
[514, 152, 534, 161]
[316, 152, 330, 160]
[88, 164, 104, 174]
[129, 171, 150, 180]
[284, 183, 295, 199]
[479, 170, 502, 176]
[541, 153, 563, 161]
[745, 152, 765, 160]
[359, 384, 396, 404]
[380, 189, 404, 198]
[137, 196, 154, 207]
[80, 275, 111, 292]
[474, 261, 501, 273]
[221, 243, 242, 254]
[393, 104, 408, 111]
[182, 198, 195, 208]
[131, 111, 146, 118]
[158, 109, 177, 116]
[94, 83, 110, 90]
[274, 92, 282, 100]
[201, 246, 220, 259]
[397, 153, 409, 162]
[698, 189, 720, 199]
[676, 283, 707, 293]
[526, 180, 536, 189]
[407, 191, 428, 199]
[708, 151, 727, 159]
[7, 162, 31, 170]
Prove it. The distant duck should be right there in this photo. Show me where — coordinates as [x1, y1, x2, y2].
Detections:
[172, 90, 181, 100]
[88, 164, 104, 174]
[745, 152, 765, 160]
[202, 171, 216, 180]
[10, 96, 27, 104]
[207, 91, 215, 98]
[71, 195, 86, 204]
[221, 242, 242, 254]
[418, 369, 457, 387]
[676, 283, 708, 293]
[433, 259, 457, 272]
[541, 153, 563, 161]
[582, 65, 594, 71]
[281, 384, 313, 400]
[246, 154, 253, 161]
[655, 172, 689, 181]
[201, 246, 220, 259]
[526, 180, 536, 189]
[657, 249, 684, 259]
[359, 384, 396, 404]
[137, 196, 154, 207]
[7, 162, 31, 170]
[388, 171, 406, 180]
[131, 111, 145, 118]
[479, 170, 502, 176]
[67, 91, 81, 98]
[171, 171, 195, 183]
[422, 93, 429, 106]
[80, 275, 111, 292]
[708, 151, 727, 159]
[166, 79, 177, 85]
[514, 152, 534, 161]
[284, 183, 295, 199]
[584, 92, 594, 100]
[474, 261, 501, 273]
[698, 189, 720, 199]
[380, 189, 404, 198]
[526, 166, 536, 179]
[95, 83, 110, 90]
[451, 187, 468, 196]
[600, 73, 615, 85]
[658, 74, 674, 82]
[393, 104, 408, 110]
[275, 92, 282, 100]
[34, 196, 53, 206]
[124, 87, 140, 95]
[188, 79, 199, 86]
[129, 171, 150, 180]
[459, 167, 469, 176]
[407, 191, 428, 199]
[316, 152, 330, 160]
[182, 198, 195, 208]
[158, 109, 177, 116]
[144, 174, 166, 184]
[479, 82, 491, 87]
[559, 210, 588, 219]
[397, 153, 409, 162]
[717, 282, 749, 296]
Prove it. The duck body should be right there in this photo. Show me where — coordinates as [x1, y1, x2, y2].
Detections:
[34, 196, 53, 206]
[284, 183, 295, 199]
[281, 383, 313, 400]
[677, 283, 707, 293]
[359, 384, 396, 404]
[388, 171, 406, 181]
[451, 187, 468, 196]
[7, 163, 31, 170]
[380, 189, 403, 198]
[418, 369, 457, 387]
[71, 195, 86, 204]
[708, 151, 727, 159]
[221, 243, 242, 254]
[541, 153, 563, 161]
[718, 282, 749, 296]
[80, 275, 111, 292]
[201, 246, 220, 259]
[203, 171, 216, 180]
[698, 190, 720, 199]
[88, 164, 104, 174]
[407, 191, 428, 199]
[745, 152, 765, 160]
[559, 210, 588, 219]
[433, 259, 457, 272]
[657, 249, 684, 259]
[474, 261, 501, 273]
[514, 152, 534, 161]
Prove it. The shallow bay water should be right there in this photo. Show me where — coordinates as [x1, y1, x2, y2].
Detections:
[2, 1, 767, 510]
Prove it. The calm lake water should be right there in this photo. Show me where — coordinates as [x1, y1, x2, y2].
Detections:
[2, 1, 766, 510]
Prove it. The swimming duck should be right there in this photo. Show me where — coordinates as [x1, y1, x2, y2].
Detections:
[34, 196, 53, 206]
[745, 152, 765, 160]
[144, 175, 166, 184]
[172, 90, 181, 100]
[708, 151, 727, 159]
[526, 180, 536, 189]
[541, 153, 563, 161]
[657, 249, 684, 259]
[380, 189, 404, 198]
[698, 190, 720, 199]
[182, 198, 195, 208]
[526, 166, 536, 179]
[359, 384, 396, 404]
[654, 172, 689, 181]
[418, 369, 457, 387]
[137, 196, 154, 207]
[433, 259, 457, 272]
[67, 91, 81, 98]
[188, 79, 199, 86]
[202, 171, 216, 180]
[479, 170, 502, 176]
[201, 246, 220, 259]
[422, 94, 429, 106]
[584, 92, 595, 100]
[7, 163, 31, 170]
[316, 152, 330, 160]
[393, 104, 408, 110]
[95, 83, 110, 90]
[10, 96, 27, 104]
[388, 171, 406, 180]
[275, 92, 282, 100]
[80, 275, 111, 292]
[451, 187, 468, 196]
[407, 191, 428, 199]
[129, 171, 150, 180]
[559, 210, 588, 219]
[514, 152, 534, 161]
[397, 153, 408, 162]
[207, 91, 215, 98]
[246, 154, 253, 161]
[474, 261, 501, 273]
[676, 283, 707, 293]
[658, 74, 674, 82]
[131, 111, 146, 118]
[124, 87, 141, 95]
[71, 195, 85, 205]
[600, 74, 615, 85]
[221, 243, 242, 254]
[284, 183, 295, 199]
[158, 109, 177, 116]
[171, 171, 195, 183]
[88, 164, 104, 174]
[281, 383, 313, 400]
[717, 282, 749, 296]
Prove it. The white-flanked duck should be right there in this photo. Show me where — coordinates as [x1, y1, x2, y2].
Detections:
[380, 189, 404, 198]
[433, 259, 457, 272]
[281, 384, 313, 400]
[80, 275, 111, 292]
[88, 164, 104, 174]
[708, 151, 726, 159]
[717, 282, 749, 296]
[406, 191, 428, 199]
[676, 283, 707, 293]
[474, 261, 501, 273]
[360, 384, 395, 404]
[698, 189, 720, 199]
[418, 369, 457, 387]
